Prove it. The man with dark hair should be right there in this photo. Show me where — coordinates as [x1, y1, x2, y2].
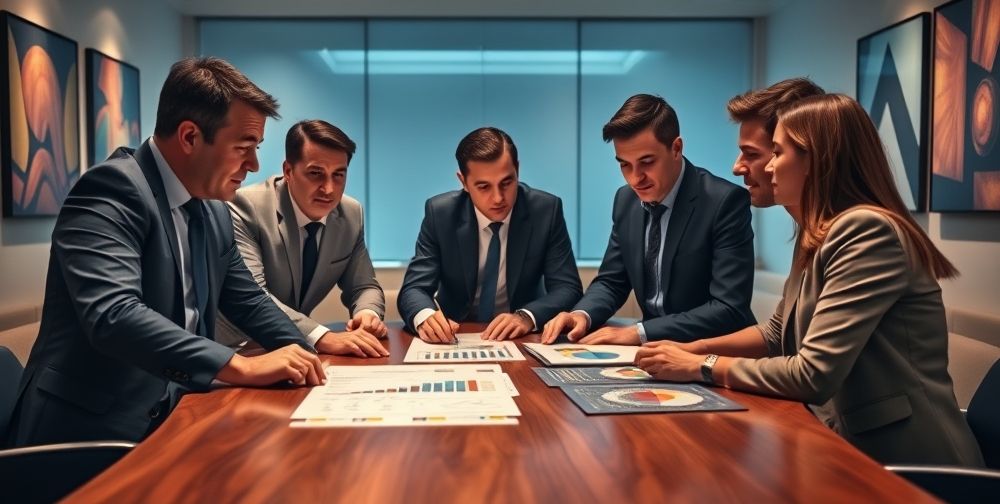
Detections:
[8, 57, 324, 447]
[727, 77, 824, 207]
[399, 127, 582, 342]
[542, 94, 756, 345]
[217, 119, 389, 357]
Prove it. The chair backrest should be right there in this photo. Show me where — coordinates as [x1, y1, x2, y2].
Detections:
[0, 346, 24, 446]
[0, 441, 135, 502]
[967, 357, 1000, 469]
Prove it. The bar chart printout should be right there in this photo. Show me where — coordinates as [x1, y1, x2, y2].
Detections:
[404, 333, 526, 362]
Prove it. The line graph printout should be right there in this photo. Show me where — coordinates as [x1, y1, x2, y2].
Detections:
[404, 334, 525, 363]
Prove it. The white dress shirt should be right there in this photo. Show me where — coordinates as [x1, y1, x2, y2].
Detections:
[414, 205, 537, 330]
[287, 191, 379, 345]
[148, 137, 198, 335]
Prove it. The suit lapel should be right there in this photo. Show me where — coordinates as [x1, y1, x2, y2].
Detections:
[134, 142, 184, 323]
[659, 160, 698, 295]
[203, 203, 222, 333]
[781, 260, 806, 353]
[505, 186, 531, 300]
[624, 197, 646, 301]
[277, 181, 303, 304]
[456, 196, 479, 303]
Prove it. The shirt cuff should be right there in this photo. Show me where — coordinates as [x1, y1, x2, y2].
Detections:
[353, 308, 382, 320]
[516, 309, 538, 332]
[636, 322, 648, 344]
[571, 310, 592, 330]
[306, 323, 331, 346]
[413, 308, 437, 330]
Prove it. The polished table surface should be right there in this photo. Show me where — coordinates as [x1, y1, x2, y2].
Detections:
[67, 324, 937, 503]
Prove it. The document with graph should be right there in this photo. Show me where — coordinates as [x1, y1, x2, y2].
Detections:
[403, 333, 525, 362]
[522, 343, 639, 366]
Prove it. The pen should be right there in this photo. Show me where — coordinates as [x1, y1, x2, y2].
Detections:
[432, 298, 459, 345]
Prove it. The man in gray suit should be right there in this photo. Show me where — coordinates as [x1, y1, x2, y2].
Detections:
[217, 120, 388, 357]
[542, 94, 756, 345]
[8, 57, 324, 447]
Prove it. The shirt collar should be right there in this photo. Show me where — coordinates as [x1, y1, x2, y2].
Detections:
[148, 137, 192, 210]
[472, 204, 513, 232]
[287, 183, 325, 230]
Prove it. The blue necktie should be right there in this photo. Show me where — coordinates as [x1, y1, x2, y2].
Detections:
[478, 222, 503, 322]
[182, 199, 208, 337]
[300, 221, 323, 305]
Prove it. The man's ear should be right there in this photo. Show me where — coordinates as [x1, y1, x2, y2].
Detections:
[176, 121, 201, 155]
[672, 136, 684, 159]
[456, 170, 468, 192]
[282, 160, 292, 178]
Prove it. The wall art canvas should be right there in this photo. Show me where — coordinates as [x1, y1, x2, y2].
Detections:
[86, 49, 140, 167]
[1, 11, 80, 217]
[932, 0, 1000, 211]
[858, 13, 930, 211]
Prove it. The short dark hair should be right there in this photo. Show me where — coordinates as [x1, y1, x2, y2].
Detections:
[455, 127, 519, 176]
[727, 77, 825, 136]
[602, 94, 680, 147]
[154, 57, 280, 143]
[285, 120, 357, 164]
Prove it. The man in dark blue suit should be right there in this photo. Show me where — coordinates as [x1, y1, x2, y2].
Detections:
[398, 127, 583, 342]
[542, 94, 755, 345]
[7, 57, 324, 447]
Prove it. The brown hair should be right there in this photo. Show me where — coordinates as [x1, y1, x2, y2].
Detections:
[778, 94, 957, 278]
[727, 78, 825, 136]
[455, 127, 519, 176]
[285, 120, 356, 164]
[154, 57, 279, 143]
[602, 94, 679, 147]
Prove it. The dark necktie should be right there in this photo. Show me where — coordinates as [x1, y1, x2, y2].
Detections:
[182, 199, 208, 337]
[477, 221, 503, 322]
[300, 221, 323, 305]
[644, 203, 667, 308]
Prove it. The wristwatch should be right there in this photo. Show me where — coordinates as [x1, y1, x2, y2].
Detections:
[700, 354, 719, 384]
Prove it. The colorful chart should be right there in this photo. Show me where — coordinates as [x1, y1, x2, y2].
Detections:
[599, 367, 651, 380]
[556, 347, 620, 360]
[347, 379, 496, 394]
[416, 347, 516, 361]
[602, 388, 704, 407]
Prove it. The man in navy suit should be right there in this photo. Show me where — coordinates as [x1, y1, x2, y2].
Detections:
[8, 57, 324, 447]
[542, 94, 756, 345]
[398, 127, 583, 342]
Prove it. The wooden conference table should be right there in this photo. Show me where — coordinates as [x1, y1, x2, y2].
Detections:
[67, 323, 935, 503]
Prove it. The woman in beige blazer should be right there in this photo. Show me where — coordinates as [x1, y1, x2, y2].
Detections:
[635, 94, 984, 466]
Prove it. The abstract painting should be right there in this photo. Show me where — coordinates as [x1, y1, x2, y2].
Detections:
[1, 11, 79, 217]
[932, 0, 1000, 211]
[858, 13, 930, 211]
[86, 49, 140, 167]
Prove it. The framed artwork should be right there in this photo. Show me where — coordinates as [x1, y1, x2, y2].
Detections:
[0, 11, 80, 217]
[931, 0, 1000, 211]
[857, 13, 930, 212]
[85, 48, 141, 167]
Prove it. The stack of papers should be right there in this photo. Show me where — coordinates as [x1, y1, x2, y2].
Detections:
[290, 364, 521, 427]
[403, 333, 525, 363]
[522, 343, 639, 366]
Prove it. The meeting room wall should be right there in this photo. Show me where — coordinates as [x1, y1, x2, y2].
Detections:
[0, 0, 184, 312]
[761, 0, 1000, 318]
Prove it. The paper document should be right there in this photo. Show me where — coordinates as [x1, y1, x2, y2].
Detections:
[522, 343, 639, 366]
[533, 366, 653, 386]
[291, 388, 521, 418]
[291, 416, 519, 428]
[404, 333, 525, 363]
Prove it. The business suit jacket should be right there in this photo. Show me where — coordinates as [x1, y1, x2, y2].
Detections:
[216, 176, 385, 345]
[575, 160, 756, 341]
[398, 183, 583, 332]
[8, 142, 309, 447]
[728, 208, 983, 466]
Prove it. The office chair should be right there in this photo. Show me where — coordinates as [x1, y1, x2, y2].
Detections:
[0, 345, 136, 503]
[887, 358, 1000, 503]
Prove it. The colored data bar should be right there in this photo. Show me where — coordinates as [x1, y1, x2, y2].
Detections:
[348, 380, 495, 394]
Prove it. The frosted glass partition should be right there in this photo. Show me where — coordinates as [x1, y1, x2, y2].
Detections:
[200, 19, 752, 262]
[199, 20, 367, 203]
[578, 20, 753, 259]
[366, 20, 578, 261]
